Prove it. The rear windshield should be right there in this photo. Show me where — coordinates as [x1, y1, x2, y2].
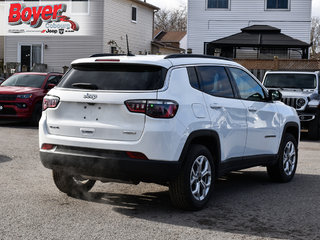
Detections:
[1, 74, 46, 88]
[58, 64, 167, 90]
[264, 74, 317, 89]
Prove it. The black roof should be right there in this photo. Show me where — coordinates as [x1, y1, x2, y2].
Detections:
[210, 25, 310, 48]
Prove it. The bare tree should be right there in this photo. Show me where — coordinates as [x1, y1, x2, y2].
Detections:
[311, 17, 320, 57]
[155, 7, 187, 32]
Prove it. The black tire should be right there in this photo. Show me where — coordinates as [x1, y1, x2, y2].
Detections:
[52, 170, 96, 196]
[267, 133, 298, 183]
[308, 115, 319, 140]
[169, 144, 215, 210]
[29, 103, 42, 126]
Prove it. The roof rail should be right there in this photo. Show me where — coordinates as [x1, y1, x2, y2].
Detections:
[90, 53, 135, 58]
[164, 54, 233, 61]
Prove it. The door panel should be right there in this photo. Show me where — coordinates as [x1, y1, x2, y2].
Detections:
[228, 67, 280, 156]
[196, 66, 247, 161]
[241, 100, 280, 156]
[203, 95, 247, 160]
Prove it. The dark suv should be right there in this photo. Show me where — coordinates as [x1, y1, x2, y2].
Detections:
[0, 72, 63, 125]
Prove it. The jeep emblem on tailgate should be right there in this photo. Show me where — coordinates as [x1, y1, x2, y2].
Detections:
[83, 93, 97, 100]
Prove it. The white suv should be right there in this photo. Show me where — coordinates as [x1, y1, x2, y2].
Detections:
[39, 54, 300, 210]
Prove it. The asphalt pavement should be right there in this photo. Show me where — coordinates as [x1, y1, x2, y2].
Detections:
[0, 122, 319, 240]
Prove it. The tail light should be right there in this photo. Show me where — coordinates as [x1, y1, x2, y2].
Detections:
[41, 144, 56, 150]
[125, 100, 179, 118]
[43, 96, 60, 111]
[126, 151, 148, 160]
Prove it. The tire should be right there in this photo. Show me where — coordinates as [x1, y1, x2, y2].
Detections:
[267, 133, 298, 183]
[29, 103, 42, 126]
[52, 170, 96, 196]
[308, 115, 319, 140]
[169, 144, 215, 210]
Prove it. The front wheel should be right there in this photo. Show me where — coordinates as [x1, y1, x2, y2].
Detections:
[267, 133, 298, 183]
[169, 144, 215, 210]
[52, 170, 96, 196]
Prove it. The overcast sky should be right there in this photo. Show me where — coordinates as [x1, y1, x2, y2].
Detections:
[147, 0, 320, 18]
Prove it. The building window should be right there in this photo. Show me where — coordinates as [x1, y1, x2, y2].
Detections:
[132, 6, 137, 22]
[266, 0, 288, 9]
[208, 0, 229, 9]
[19, 44, 43, 72]
[71, 0, 89, 14]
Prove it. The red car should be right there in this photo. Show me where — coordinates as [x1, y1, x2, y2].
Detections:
[0, 72, 63, 125]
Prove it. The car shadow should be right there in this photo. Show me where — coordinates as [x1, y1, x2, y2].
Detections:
[75, 170, 320, 239]
[0, 155, 12, 163]
[0, 121, 37, 129]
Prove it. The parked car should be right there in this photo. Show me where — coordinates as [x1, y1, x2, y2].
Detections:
[0, 72, 63, 125]
[39, 54, 300, 210]
[263, 71, 320, 140]
[0, 77, 5, 84]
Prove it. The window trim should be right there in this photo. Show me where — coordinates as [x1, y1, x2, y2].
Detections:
[131, 5, 137, 23]
[206, 0, 231, 11]
[265, 0, 290, 11]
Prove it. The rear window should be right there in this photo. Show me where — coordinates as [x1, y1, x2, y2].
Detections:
[264, 73, 317, 89]
[58, 64, 167, 90]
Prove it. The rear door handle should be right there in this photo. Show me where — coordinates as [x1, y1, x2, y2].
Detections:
[210, 103, 222, 109]
[248, 107, 257, 112]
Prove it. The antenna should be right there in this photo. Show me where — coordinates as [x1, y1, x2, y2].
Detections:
[126, 34, 134, 56]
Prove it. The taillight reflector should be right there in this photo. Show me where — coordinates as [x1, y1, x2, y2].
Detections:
[126, 151, 148, 160]
[41, 144, 55, 150]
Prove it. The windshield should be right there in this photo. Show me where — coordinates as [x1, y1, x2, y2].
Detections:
[264, 74, 317, 89]
[1, 74, 46, 88]
[58, 64, 167, 91]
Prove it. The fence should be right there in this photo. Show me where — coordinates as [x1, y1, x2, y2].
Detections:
[235, 58, 320, 81]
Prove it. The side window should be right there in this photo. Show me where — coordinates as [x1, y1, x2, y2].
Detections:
[47, 75, 62, 85]
[266, 0, 289, 9]
[208, 0, 229, 9]
[229, 68, 266, 101]
[187, 67, 200, 90]
[196, 66, 234, 98]
[132, 6, 137, 22]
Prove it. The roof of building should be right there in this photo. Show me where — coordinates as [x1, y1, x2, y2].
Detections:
[131, 0, 160, 10]
[154, 30, 187, 42]
[210, 25, 310, 48]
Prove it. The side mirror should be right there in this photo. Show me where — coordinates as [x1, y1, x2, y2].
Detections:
[268, 89, 282, 101]
[46, 84, 56, 90]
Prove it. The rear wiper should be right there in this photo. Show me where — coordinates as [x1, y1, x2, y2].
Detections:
[72, 83, 99, 90]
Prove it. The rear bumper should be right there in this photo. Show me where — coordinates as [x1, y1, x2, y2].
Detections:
[40, 146, 181, 183]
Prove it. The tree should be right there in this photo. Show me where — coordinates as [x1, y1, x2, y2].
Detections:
[311, 17, 320, 57]
[154, 7, 187, 32]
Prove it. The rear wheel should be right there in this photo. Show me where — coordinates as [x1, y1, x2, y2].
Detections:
[52, 170, 96, 196]
[169, 144, 215, 210]
[267, 133, 298, 182]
